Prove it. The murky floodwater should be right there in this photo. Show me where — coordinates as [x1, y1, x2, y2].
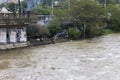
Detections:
[0, 34, 120, 80]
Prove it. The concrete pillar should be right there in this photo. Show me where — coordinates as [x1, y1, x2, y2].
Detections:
[0, 28, 7, 44]
[9, 29, 17, 43]
[19, 28, 27, 42]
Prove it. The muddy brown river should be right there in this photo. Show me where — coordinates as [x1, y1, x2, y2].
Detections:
[0, 34, 120, 80]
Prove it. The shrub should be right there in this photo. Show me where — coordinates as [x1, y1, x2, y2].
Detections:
[85, 24, 104, 38]
[27, 24, 50, 39]
[108, 19, 120, 32]
[102, 29, 113, 35]
[48, 19, 62, 36]
[68, 27, 81, 40]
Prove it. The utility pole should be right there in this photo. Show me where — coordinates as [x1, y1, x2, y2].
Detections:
[52, 0, 54, 15]
[104, 0, 107, 8]
[68, 0, 70, 10]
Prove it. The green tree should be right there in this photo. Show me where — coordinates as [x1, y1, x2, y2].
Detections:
[69, 0, 105, 38]
[107, 4, 120, 32]
[32, 5, 51, 15]
[8, 3, 17, 11]
[48, 18, 62, 36]
[48, 1, 69, 36]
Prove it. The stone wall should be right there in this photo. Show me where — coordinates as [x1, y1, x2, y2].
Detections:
[0, 42, 29, 50]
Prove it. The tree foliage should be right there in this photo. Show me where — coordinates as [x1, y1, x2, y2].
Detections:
[107, 4, 120, 32]
[48, 0, 120, 39]
[69, 0, 105, 38]
[68, 27, 81, 40]
[48, 18, 62, 36]
[32, 5, 51, 15]
[97, 0, 116, 4]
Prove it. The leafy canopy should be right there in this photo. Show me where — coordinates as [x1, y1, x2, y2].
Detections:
[70, 0, 105, 25]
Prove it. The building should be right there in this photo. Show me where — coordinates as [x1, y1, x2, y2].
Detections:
[0, 7, 37, 50]
[0, 26, 27, 44]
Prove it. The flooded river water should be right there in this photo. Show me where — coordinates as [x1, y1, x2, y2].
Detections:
[0, 34, 120, 80]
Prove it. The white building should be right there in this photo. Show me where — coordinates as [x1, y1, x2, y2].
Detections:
[0, 7, 38, 50]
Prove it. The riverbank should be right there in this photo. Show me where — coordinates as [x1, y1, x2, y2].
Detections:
[29, 38, 69, 46]
[0, 38, 69, 51]
[0, 33, 119, 51]
[0, 42, 29, 51]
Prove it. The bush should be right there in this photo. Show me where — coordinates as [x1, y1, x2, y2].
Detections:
[68, 27, 81, 40]
[102, 29, 113, 35]
[108, 19, 120, 32]
[48, 19, 62, 36]
[27, 24, 50, 39]
[85, 24, 104, 38]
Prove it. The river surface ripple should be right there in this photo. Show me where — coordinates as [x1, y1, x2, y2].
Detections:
[0, 34, 120, 80]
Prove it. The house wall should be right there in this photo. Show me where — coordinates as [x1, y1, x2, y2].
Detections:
[0, 27, 27, 44]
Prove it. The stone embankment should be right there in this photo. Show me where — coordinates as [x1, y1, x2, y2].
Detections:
[0, 42, 29, 50]
[0, 38, 69, 50]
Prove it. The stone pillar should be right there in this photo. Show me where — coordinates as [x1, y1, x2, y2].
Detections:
[19, 28, 27, 42]
[9, 29, 17, 43]
[0, 28, 7, 44]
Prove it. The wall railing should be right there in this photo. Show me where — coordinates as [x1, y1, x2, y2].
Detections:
[0, 13, 38, 25]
